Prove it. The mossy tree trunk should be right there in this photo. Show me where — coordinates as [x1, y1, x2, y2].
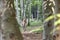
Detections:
[42, 0, 55, 40]
[0, 0, 23, 40]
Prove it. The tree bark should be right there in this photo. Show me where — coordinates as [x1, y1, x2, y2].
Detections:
[42, 0, 54, 40]
[0, 0, 23, 40]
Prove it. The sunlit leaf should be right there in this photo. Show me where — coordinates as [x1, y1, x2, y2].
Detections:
[57, 13, 60, 17]
[29, 27, 43, 33]
[54, 19, 60, 26]
[50, 26, 60, 34]
[45, 15, 54, 22]
[45, 13, 60, 24]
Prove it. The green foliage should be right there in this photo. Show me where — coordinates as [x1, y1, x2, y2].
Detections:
[15, 0, 43, 26]
[30, 19, 42, 26]
[45, 13, 60, 26]
[29, 27, 43, 33]
[31, 0, 42, 6]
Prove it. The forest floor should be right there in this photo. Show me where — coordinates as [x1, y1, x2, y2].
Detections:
[21, 26, 42, 40]
[22, 32, 42, 40]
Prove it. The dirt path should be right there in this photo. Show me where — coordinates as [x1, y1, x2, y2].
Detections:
[21, 26, 42, 40]
[22, 32, 42, 40]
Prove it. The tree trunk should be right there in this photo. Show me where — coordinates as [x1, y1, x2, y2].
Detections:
[42, 0, 54, 40]
[27, 0, 31, 26]
[20, 0, 24, 19]
[0, 0, 23, 40]
[0, 11, 2, 40]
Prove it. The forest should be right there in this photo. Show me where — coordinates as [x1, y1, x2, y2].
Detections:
[0, 0, 60, 40]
